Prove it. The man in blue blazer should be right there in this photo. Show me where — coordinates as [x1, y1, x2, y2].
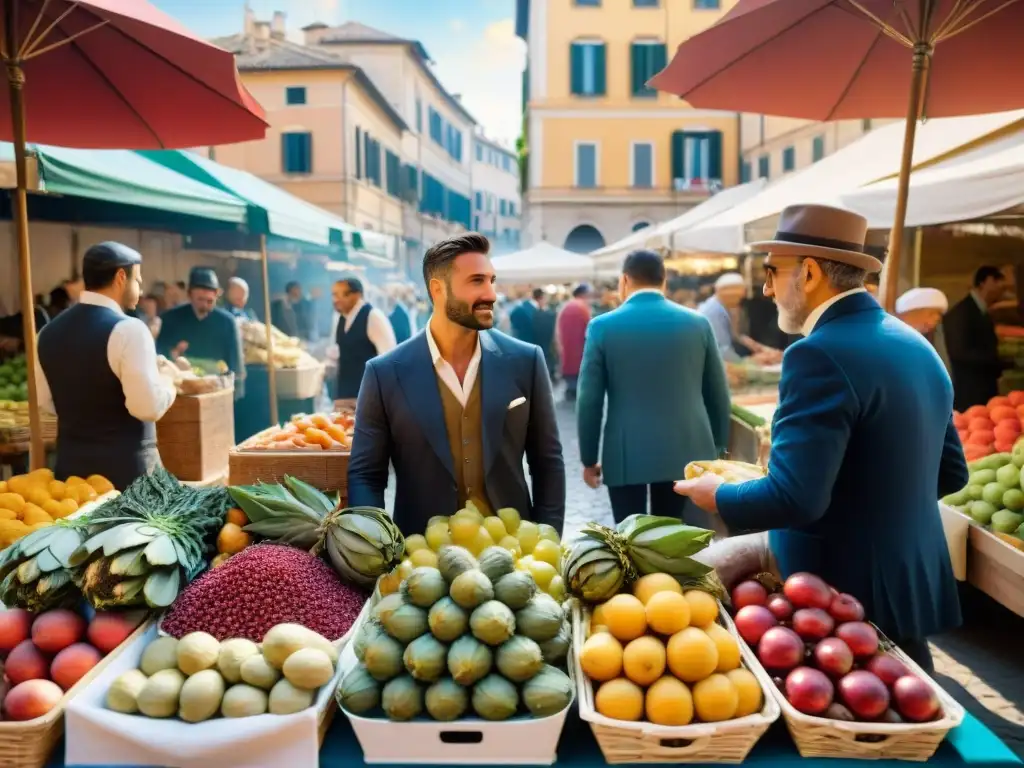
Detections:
[509, 290, 540, 345]
[675, 205, 968, 672]
[348, 233, 566, 536]
[577, 250, 731, 526]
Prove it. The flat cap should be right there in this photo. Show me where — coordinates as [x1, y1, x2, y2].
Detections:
[188, 266, 220, 291]
[82, 241, 142, 272]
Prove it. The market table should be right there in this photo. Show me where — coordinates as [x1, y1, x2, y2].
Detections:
[234, 364, 317, 444]
[47, 707, 1020, 767]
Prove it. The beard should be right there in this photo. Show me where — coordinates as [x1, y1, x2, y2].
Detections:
[775, 273, 809, 335]
[445, 294, 494, 331]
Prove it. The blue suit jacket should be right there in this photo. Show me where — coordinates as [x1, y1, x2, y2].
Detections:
[347, 330, 566, 535]
[389, 306, 412, 345]
[577, 292, 732, 488]
[509, 302, 538, 345]
[717, 292, 969, 641]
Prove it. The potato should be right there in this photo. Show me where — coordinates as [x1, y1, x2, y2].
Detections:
[137, 669, 185, 718]
[178, 669, 226, 723]
[282, 648, 334, 690]
[261, 624, 337, 669]
[239, 654, 281, 690]
[268, 678, 316, 715]
[106, 670, 148, 714]
[221, 684, 268, 718]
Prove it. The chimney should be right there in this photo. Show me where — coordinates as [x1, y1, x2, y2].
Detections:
[243, 2, 255, 35]
[271, 11, 286, 40]
[254, 21, 270, 41]
[302, 22, 328, 46]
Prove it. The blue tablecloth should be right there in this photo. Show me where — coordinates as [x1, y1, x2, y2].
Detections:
[51, 707, 1020, 767]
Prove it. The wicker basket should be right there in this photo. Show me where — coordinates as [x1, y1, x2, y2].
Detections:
[572, 602, 779, 764]
[0, 618, 151, 768]
[0, 413, 58, 447]
[228, 444, 349, 499]
[761, 631, 965, 761]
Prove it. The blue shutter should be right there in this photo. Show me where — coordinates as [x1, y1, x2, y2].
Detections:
[782, 146, 795, 172]
[740, 161, 751, 183]
[812, 135, 825, 162]
[576, 144, 597, 188]
[593, 43, 607, 95]
[630, 44, 644, 96]
[363, 131, 372, 183]
[415, 99, 422, 132]
[632, 143, 653, 188]
[758, 155, 770, 179]
[652, 44, 667, 82]
[281, 133, 311, 173]
[354, 128, 362, 179]
[707, 131, 723, 182]
[475, 192, 483, 209]
[670, 130, 684, 183]
[285, 86, 306, 105]
[570, 43, 584, 95]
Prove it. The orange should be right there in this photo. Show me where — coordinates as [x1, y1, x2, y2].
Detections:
[580, 632, 624, 682]
[692, 673, 739, 722]
[666, 627, 719, 683]
[225, 508, 249, 527]
[683, 590, 719, 628]
[645, 591, 691, 635]
[216, 523, 251, 555]
[601, 594, 647, 642]
[632, 573, 683, 605]
[622, 636, 667, 686]
[645, 676, 694, 726]
[726, 669, 763, 717]
[704, 623, 741, 672]
[594, 678, 645, 722]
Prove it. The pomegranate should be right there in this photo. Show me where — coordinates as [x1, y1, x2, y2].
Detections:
[783, 572, 833, 610]
[785, 667, 834, 715]
[835, 622, 879, 658]
[814, 638, 854, 677]
[731, 580, 769, 609]
[734, 605, 777, 646]
[825, 702, 855, 721]
[766, 594, 794, 621]
[758, 627, 804, 672]
[838, 670, 890, 720]
[892, 675, 941, 722]
[865, 653, 910, 687]
[829, 593, 865, 623]
[792, 608, 835, 641]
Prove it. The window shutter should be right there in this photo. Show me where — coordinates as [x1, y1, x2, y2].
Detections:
[652, 44, 667, 80]
[670, 130, 685, 182]
[593, 43, 607, 95]
[570, 43, 584, 95]
[280, 134, 291, 172]
[354, 128, 362, 179]
[630, 43, 643, 95]
[707, 131, 723, 182]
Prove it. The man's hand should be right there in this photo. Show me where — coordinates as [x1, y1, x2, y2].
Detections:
[583, 465, 602, 489]
[673, 473, 724, 513]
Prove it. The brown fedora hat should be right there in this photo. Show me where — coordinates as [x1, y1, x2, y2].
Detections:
[750, 204, 883, 273]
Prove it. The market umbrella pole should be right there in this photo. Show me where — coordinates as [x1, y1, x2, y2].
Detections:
[4, 0, 43, 468]
[259, 235, 278, 426]
[880, 43, 931, 313]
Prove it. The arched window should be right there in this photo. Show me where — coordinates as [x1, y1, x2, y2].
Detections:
[564, 224, 605, 253]
[632, 221, 651, 232]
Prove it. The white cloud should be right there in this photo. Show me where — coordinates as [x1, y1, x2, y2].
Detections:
[449, 18, 466, 33]
[432, 18, 526, 144]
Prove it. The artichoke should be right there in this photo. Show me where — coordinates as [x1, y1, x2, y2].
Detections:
[323, 507, 405, 588]
[563, 536, 628, 603]
[0, 522, 87, 611]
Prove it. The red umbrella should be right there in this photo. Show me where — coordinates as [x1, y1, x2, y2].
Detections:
[649, 0, 1024, 311]
[0, 0, 267, 466]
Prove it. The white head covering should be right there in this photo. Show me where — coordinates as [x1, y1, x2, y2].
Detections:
[895, 287, 948, 315]
[715, 272, 745, 291]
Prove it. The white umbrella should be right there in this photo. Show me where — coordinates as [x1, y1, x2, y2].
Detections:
[491, 242, 597, 284]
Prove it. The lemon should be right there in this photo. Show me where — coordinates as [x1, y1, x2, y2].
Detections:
[427, 515, 450, 529]
[468, 527, 495, 556]
[425, 523, 452, 551]
[457, 504, 484, 523]
[517, 554, 535, 572]
[496, 507, 521, 533]
[497, 535, 523, 558]
[528, 560, 558, 589]
[483, 516, 508, 543]
[409, 549, 439, 568]
[531, 539, 561, 568]
[449, 515, 480, 546]
[537, 523, 560, 544]
[547, 574, 566, 602]
[405, 534, 429, 555]
[516, 520, 540, 554]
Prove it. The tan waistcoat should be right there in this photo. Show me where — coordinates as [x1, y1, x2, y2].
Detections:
[437, 373, 490, 514]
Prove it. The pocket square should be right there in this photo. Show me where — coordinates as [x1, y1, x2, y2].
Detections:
[508, 396, 527, 410]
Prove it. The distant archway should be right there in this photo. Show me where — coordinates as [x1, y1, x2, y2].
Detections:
[632, 221, 651, 232]
[564, 224, 605, 253]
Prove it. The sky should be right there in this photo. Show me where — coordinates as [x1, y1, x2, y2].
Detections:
[152, 0, 527, 145]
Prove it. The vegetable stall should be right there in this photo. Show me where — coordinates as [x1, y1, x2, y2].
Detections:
[0, 461, 1014, 767]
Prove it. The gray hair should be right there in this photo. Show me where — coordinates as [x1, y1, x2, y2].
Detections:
[815, 259, 867, 292]
[227, 276, 249, 298]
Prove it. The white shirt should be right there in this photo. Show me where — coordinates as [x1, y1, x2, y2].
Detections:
[625, 288, 664, 303]
[426, 325, 482, 407]
[329, 300, 397, 360]
[36, 291, 176, 422]
[802, 287, 868, 336]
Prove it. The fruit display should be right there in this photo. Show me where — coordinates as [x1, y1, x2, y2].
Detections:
[241, 320, 320, 369]
[337, 545, 573, 723]
[0, 469, 112, 548]
[235, 410, 354, 451]
[951, 393, 1024, 461]
[229, 480, 404, 588]
[0, 606, 145, 721]
[684, 459, 767, 483]
[379, 504, 566, 602]
[211, 507, 252, 568]
[942, 447, 1024, 547]
[563, 515, 721, 605]
[161, 544, 368, 643]
[156, 355, 233, 396]
[578, 575, 765, 726]
[105, 623, 338, 721]
[0, 354, 28, 402]
[730, 572, 944, 724]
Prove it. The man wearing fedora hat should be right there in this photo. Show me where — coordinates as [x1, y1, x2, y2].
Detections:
[674, 204, 969, 671]
[157, 267, 244, 399]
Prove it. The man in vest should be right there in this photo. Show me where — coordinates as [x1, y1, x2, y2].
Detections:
[36, 242, 177, 490]
[347, 233, 566, 535]
[332, 277, 396, 399]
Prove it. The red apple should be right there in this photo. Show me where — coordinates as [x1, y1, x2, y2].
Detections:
[892, 675, 941, 722]
[758, 626, 805, 672]
[766, 594, 794, 621]
[792, 608, 835, 641]
[814, 637, 854, 677]
[732, 580, 769, 610]
[734, 605, 778, 646]
[838, 670, 890, 720]
[6, 640, 49, 685]
[0, 608, 32, 652]
[784, 572, 833, 610]
[866, 653, 910, 688]
[785, 667, 834, 715]
[835, 622, 879, 658]
[829, 593, 865, 623]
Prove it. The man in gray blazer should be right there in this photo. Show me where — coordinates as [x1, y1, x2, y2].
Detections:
[348, 233, 566, 536]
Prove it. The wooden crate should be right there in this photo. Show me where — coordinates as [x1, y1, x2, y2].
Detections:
[967, 523, 1024, 618]
[228, 447, 349, 500]
[156, 387, 234, 483]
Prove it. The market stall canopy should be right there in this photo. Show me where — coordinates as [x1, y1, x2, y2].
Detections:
[0, 143, 248, 226]
[676, 110, 1024, 254]
[840, 129, 1024, 229]
[491, 242, 596, 284]
[590, 179, 768, 271]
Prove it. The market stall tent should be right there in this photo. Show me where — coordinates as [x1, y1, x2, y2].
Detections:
[676, 111, 1024, 255]
[491, 242, 597, 284]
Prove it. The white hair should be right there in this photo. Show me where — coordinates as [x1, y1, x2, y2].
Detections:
[227, 276, 249, 298]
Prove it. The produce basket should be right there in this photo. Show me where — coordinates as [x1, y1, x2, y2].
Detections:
[272, 363, 326, 401]
[749, 628, 964, 761]
[339, 591, 575, 765]
[0, 618, 151, 768]
[65, 600, 373, 768]
[572, 602, 779, 764]
[228, 444, 349, 499]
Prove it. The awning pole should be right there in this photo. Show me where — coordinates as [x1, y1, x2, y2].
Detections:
[259, 235, 278, 426]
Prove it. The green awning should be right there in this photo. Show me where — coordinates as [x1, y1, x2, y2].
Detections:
[0, 143, 248, 226]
